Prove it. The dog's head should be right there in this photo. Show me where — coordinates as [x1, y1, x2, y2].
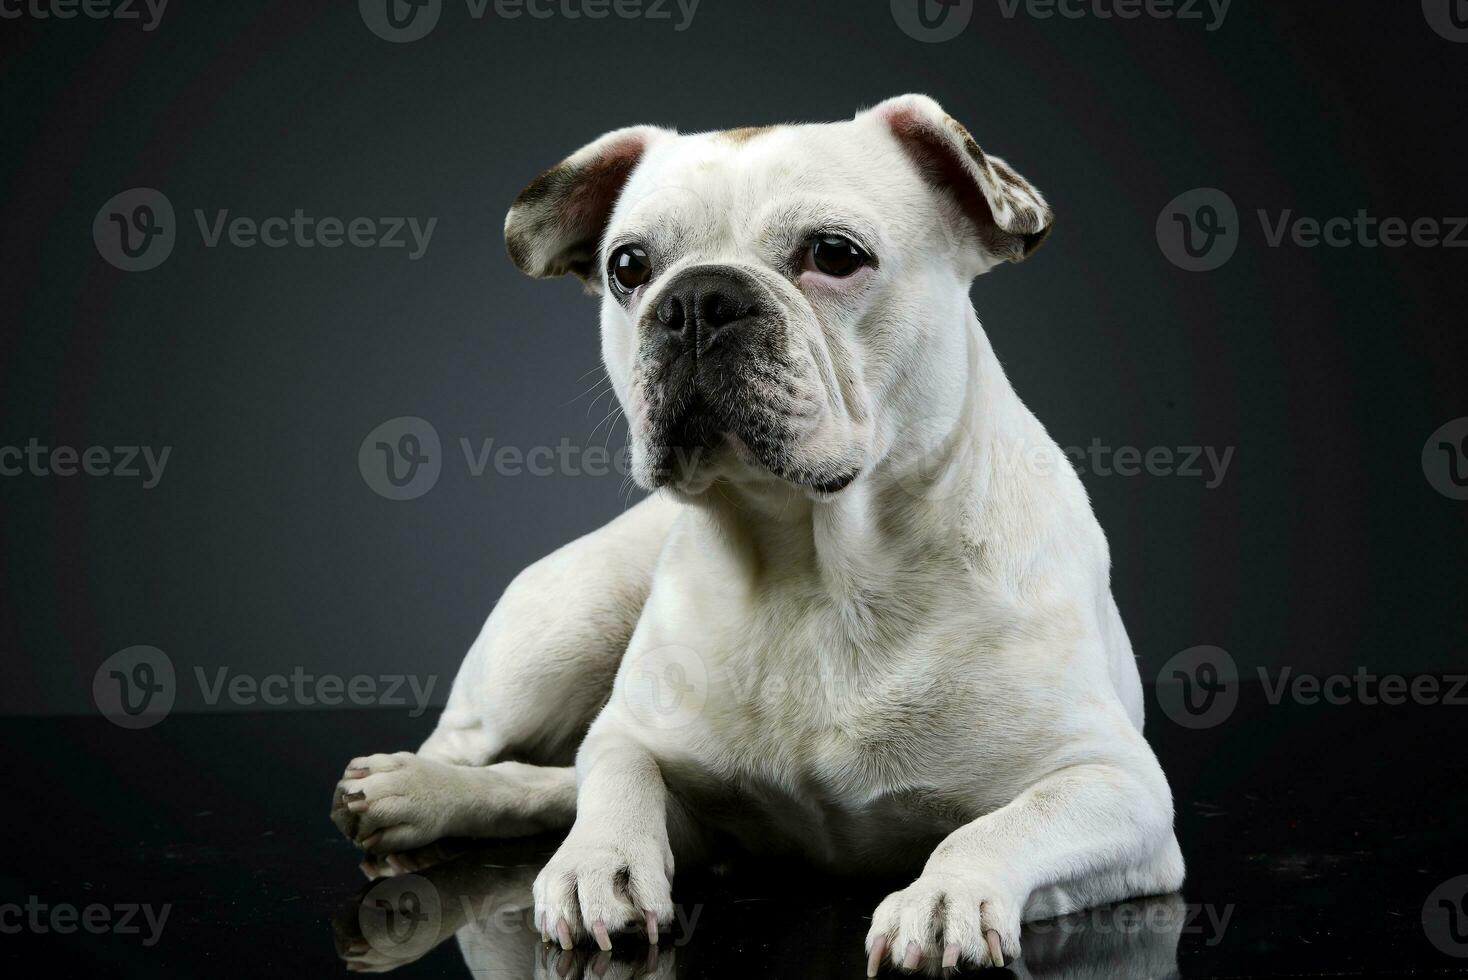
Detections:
[505, 94, 1052, 498]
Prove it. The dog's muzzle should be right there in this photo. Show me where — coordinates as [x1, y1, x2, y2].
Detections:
[635, 265, 858, 495]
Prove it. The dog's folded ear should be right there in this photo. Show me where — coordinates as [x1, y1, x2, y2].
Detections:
[866, 94, 1053, 271]
[505, 125, 675, 286]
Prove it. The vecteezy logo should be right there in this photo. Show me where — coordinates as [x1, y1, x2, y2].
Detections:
[620, 644, 708, 731]
[360, 0, 441, 42]
[1424, 875, 1468, 957]
[92, 646, 176, 729]
[1156, 645, 1239, 729]
[891, 0, 973, 43]
[359, 417, 442, 500]
[1423, 418, 1468, 500]
[1156, 188, 1240, 272]
[360, 875, 442, 960]
[93, 189, 176, 272]
[1423, 0, 1468, 42]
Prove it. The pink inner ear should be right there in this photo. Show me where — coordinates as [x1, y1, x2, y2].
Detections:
[563, 134, 648, 234]
[872, 101, 922, 132]
[877, 104, 1001, 243]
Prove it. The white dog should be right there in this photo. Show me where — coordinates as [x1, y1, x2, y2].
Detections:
[332, 94, 1184, 975]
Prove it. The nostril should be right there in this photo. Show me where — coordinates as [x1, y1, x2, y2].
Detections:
[699, 291, 750, 330]
[657, 295, 686, 334]
[653, 270, 761, 349]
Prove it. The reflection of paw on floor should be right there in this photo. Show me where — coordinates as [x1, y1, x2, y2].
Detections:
[334, 841, 546, 973]
[357, 840, 467, 880]
[1012, 893, 1187, 980]
[333, 841, 1185, 978]
[524, 944, 678, 980]
[334, 842, 683, 977]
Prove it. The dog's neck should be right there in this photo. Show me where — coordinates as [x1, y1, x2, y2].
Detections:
[675, 304, 1035, 593]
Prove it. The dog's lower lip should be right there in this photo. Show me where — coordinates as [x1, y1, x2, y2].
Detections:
[809, 471, 858, 494]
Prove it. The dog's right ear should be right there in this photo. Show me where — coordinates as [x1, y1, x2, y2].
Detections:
[504, 126, 674, 285]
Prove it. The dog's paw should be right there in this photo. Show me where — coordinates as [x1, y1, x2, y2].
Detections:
[331, 751, 463, 853]
[532, 833, 674, 950]
[357, 840, 466, 880]
[864, 872, 1022, 975]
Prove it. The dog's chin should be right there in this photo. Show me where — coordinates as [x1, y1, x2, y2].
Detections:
[640, 420, 861, 499]
[642, 439, 729, 496]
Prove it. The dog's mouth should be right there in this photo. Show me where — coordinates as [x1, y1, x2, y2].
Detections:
[652, 391, 728, 481]
[642, 370, 860, 496]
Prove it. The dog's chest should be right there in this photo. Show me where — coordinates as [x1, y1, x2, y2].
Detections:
[637, 580, 999, 862]
[714, 612, 960, 778]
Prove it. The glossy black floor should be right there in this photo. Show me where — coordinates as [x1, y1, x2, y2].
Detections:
[4, 684, 1465, 978]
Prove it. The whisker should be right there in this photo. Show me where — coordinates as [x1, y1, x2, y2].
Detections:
[603, 410, 625, 452]
[562, 369, 610, 408]
[586, 384, 618, 418]
[588, 404, 622, 444]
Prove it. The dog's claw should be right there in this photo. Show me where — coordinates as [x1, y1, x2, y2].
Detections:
[867, 934, 888, 977]
[985, 929, 1004, 967]
[942, 942, 959, 970]
[556, 917, 574, 951]
[903, 940, 921, 970]
[645, 909, 658, 944]
[592, 919, 612, 951]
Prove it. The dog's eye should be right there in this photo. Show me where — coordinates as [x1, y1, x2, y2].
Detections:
[806, 234, 869, 278]
[609, 245, 653, 294]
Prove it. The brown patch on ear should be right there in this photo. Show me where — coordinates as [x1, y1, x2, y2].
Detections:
[955, 128, 1052, 258]
[718, 125, 776, 144]
[504, 127, 669, 281]
[876, 98, 1053, 266]
[954, 128, 1053, 259]
[507, 151, 637, 279]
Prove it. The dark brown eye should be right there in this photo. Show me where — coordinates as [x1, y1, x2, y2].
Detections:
[807, 234, 869, 277]
[609, 245, 652, 294]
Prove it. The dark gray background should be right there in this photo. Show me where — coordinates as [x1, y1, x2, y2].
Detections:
[1, 0, 1464, 714]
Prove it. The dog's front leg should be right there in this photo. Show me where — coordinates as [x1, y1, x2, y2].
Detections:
[865, 758, 1181, 975]
[532, 734, 675, 951]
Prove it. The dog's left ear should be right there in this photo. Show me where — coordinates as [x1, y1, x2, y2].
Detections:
[866, 94, 1054, 270]
[505, 125, 675, 287]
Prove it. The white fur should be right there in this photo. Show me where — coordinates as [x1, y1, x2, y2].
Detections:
[333, 94, 1183, 974]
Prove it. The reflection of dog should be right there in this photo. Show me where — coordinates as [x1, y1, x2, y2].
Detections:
[332, 94, 1184, 974]
[334, 845, 1186, 979]
[335, 843, 681, 979]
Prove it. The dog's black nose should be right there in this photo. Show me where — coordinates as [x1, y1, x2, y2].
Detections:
[654, 268, 761, 354]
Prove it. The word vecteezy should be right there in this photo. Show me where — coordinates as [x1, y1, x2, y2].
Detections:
[194, 210, 437, 260]
[194, 667, 438, 717]
[0, 897, 170, 946]
[0, 440, 170, 488]
[0, 0, 168, 30]
[994, 0, 1232, 32]
[1258, 210, 1468, 249]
